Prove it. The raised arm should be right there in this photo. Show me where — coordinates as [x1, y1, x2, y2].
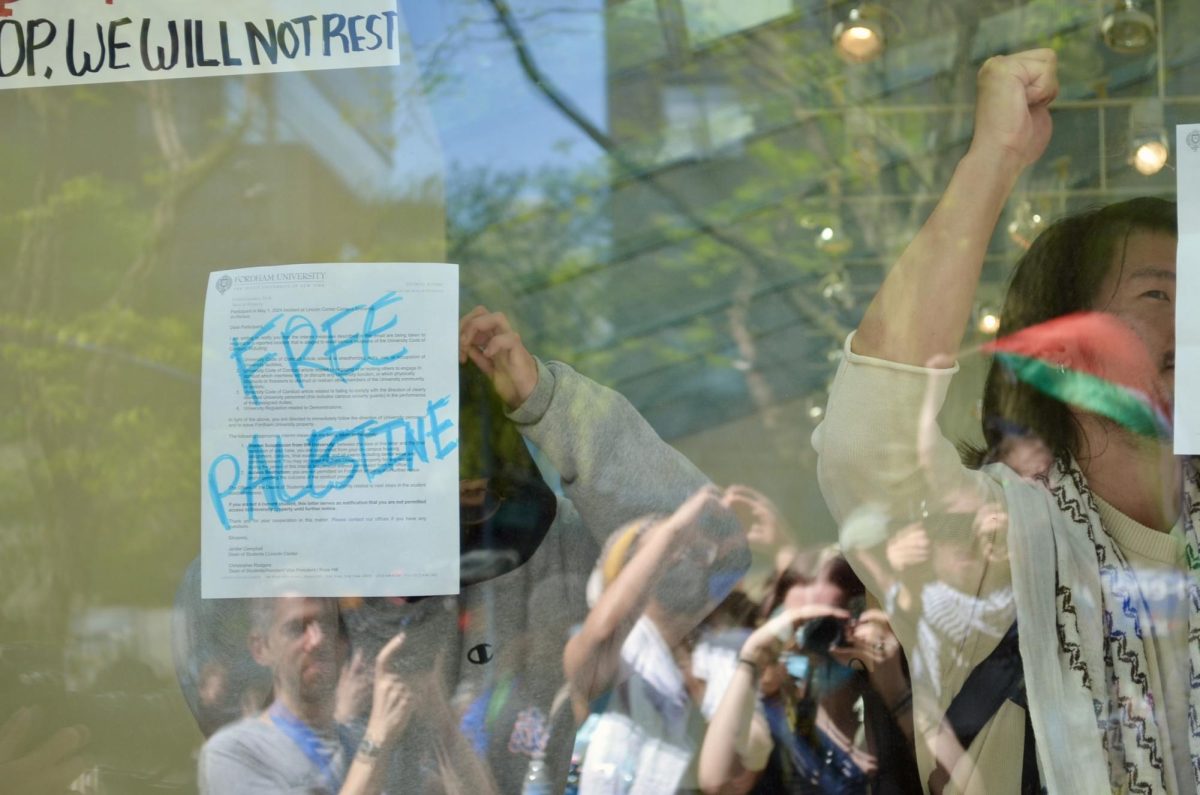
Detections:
[562, 487, 729, 702]
[854, 50, 1058, 365]
[813, 54, 1048, 726]
[337, 634, 415, 795]
[459, 306, 718, 543]
[340, 634, 498, 795]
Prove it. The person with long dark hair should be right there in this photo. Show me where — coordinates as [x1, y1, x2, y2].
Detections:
[814, 49, 1194, 794]
[697, 554, 917, 795]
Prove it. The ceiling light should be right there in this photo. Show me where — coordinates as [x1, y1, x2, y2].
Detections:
[1131, 135, 1169, 175]
[805, 394, 827, 423]
[814, 224, 852, 256]
[833, 7, 885, 64]
[977, 306, 1001, 335]
[1006, 199, 1048, 250]
[1101, 0, 1156, 54]
[1128, 98, 1169, 176]
[820, 270, 855, 311]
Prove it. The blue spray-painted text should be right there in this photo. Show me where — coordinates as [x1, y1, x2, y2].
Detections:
[231, 291, 407, 405]
[208, 395, 457, 531]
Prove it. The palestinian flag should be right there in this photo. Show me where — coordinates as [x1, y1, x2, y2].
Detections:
[983, 312, 1171, 439]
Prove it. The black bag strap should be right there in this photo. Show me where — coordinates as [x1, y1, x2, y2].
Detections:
[928, 621, 1043, 794]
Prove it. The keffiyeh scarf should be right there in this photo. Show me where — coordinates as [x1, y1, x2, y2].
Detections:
[1002, 456, 1200, 794]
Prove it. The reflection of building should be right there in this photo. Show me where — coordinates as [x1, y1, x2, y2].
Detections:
[258, 64, 444, 203]
[657, 82, 755, 162]
[570, 0, 1196, 530]
[173, 45, 446, 281]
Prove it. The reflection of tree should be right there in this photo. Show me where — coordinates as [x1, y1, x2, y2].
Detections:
[0, 82, 255, 639]
[448, 162, 611, 364]
[1, 61, 438, 642]
[485, 0, 845, 333]
[476, 0, 861, 442]
[104, 81, 256, 307]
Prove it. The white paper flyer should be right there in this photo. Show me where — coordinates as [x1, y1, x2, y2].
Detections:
[1175, 124, 1200, 454]
[201, 263, 460, 598]
[0, 0, 404, 90]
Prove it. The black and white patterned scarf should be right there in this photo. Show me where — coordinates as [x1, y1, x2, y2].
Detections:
[1003, 457, 1200, 794]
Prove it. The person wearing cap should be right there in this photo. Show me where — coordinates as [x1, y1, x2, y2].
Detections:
[564, 486, 750, 794]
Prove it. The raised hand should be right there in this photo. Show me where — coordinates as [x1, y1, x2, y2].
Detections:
[458, 305, 539, 411]
[740, 604, 849, 669]
[885, 522, 931, 572]
[970, 49, 1059, 169]
[723, 485, 788, 552]
[364, 633, 416, 748]
[662, 484, 728, 539]
[335, 647, 372, 725]
[830, 610, 910, 720]
[830, 609, 901, 675]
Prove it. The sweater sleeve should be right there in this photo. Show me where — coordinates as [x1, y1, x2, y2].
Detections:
[813, 334, 1029, 790]
[813, 334, 1011, 647]
[507, 359, 731, 548]
[814, 334, 989, 521]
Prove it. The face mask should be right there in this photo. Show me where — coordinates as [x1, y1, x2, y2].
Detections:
[808, 658, 856, 697]
[782, 652, 810, 682]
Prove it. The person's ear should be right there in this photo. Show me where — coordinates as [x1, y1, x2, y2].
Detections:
[249, 630, 271, 667]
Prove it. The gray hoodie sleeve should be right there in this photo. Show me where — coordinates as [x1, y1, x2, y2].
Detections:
[506, 358, 712, 546]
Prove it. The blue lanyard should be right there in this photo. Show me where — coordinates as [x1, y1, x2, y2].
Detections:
[268, 703, 345, 793]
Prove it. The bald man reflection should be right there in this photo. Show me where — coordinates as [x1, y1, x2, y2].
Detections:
[198, 597, 412, 795]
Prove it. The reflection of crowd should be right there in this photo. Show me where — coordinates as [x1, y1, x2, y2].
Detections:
[0, 650, 186, 795]
[166, 46, 1199, 795]
[699, 552, 918, 795]
[183, 306, 758, 795]
[189, 507, 914, 795]
[178, 306, 912, 795]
